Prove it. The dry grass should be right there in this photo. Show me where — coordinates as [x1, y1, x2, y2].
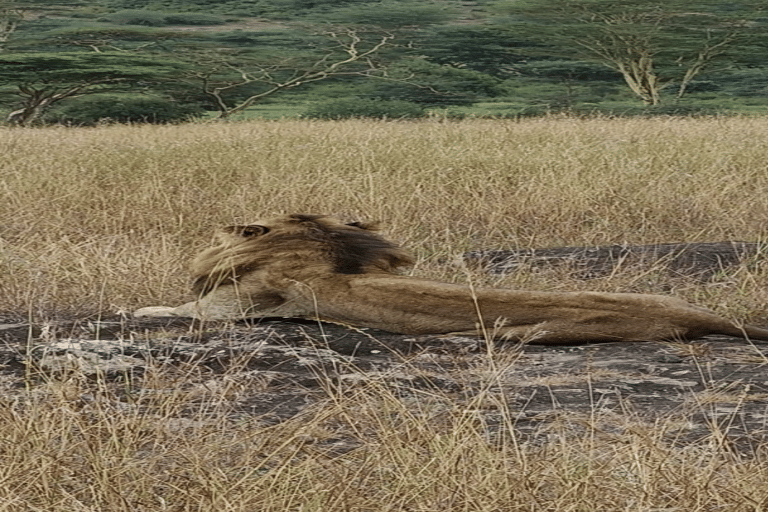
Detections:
[0, 352, 766, 512]
[2, 116, 768, 510]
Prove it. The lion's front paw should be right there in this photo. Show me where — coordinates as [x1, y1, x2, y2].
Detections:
[133, 306, 178, 318]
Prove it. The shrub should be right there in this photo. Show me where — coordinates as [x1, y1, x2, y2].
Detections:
[49, 94, 204, 126]
[161, 13, 226, 25]
[303, 98, 425, 120]
[100, 10, 224, 26]
[324, 1, 456, 28]
[371, 60, 506, 106]
[99, 10, 168, 26]
[571, 104, 725, 118]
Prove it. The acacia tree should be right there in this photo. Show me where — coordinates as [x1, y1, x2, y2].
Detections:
[184, 29, 396, 119]
[496, 1, 759, 105]
[7, 78, 121, 125]
[0, 8, 195, 126]
[0, 52, 190, 125]
[569, 8, 741, 105]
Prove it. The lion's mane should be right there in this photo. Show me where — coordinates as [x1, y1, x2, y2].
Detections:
[190, 214, 414, 296]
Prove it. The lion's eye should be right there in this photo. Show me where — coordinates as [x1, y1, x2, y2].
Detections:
[240, 225, 270, 237]
[346, 221, 377, 231]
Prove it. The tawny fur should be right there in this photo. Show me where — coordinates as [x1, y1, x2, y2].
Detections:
[134, 214, 768, 344]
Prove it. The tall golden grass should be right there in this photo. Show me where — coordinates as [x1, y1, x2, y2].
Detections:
[3, 116, 768, 318]
[1, 116, 768, 510]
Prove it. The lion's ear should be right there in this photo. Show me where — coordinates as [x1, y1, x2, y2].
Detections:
[346, 221, 380, 231]
[224, 225, 271, 237]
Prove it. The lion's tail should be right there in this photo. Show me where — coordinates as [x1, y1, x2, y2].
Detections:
[716, 322, 768, 342]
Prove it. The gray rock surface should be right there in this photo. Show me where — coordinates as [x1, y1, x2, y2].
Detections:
[1, 315, 767, 451]
[464, 241, 766, 279]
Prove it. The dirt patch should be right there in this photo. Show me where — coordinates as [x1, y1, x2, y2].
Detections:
[2, 316, 767, 452]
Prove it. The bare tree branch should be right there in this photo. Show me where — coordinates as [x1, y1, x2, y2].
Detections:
[183, 30, 395, 119]
[66, 39, 159, 53]
[676, 30, 739, 98]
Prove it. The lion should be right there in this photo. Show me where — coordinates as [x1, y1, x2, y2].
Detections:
[134, 214, 768, 344]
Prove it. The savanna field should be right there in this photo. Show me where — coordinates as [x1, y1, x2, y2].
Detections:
[2, 116, 768, 510]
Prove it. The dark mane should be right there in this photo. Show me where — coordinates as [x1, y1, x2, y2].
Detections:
[291, 214, 413, 274]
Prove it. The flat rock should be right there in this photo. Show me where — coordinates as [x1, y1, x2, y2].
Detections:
[1, 315, 766, 452]
[464, 241, 766, 279]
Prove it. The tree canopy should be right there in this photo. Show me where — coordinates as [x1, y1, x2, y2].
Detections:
[492, 0, 768, 104]
[1, 0, 766, 124]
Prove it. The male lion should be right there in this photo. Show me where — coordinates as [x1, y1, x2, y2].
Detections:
[134, 214, 768, 344]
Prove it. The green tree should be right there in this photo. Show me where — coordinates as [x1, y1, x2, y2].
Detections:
[370, 58, 507, 106]
[0, 51, 190, 125]
[99, 10, 225, 27]
[303, 97, 424, 119]
[414, 25, 532, 77]
[321, 1, 458, 28]
[49, 93, 204, 125]
[493, 0, 765, 105]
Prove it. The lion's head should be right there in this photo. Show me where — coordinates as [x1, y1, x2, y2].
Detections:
[190, 214, 414, 296]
